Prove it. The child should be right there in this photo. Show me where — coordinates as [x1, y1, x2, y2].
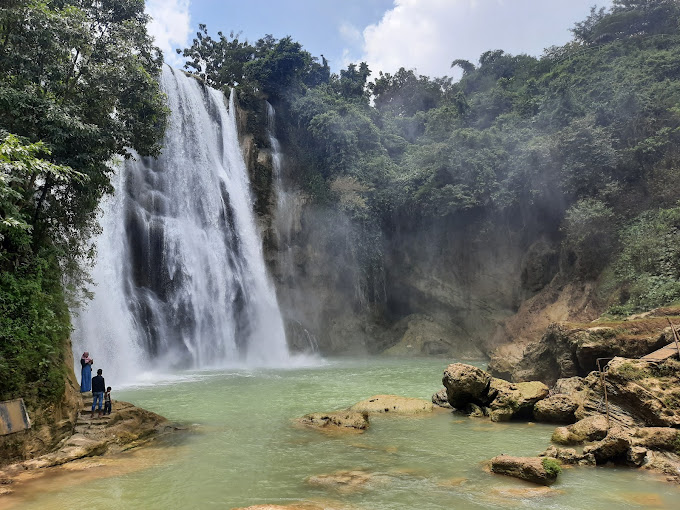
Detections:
[103, 386, 112, 415]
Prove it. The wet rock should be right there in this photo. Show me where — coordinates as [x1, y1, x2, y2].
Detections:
[551, 415, 609, 445]
[306, 470, 376, 492]
[464, 403, 487, 417]
[349, 395, 433, 415]
[489, 455, 560, 486]
[431, 388, 451, 408]
[540, 445, 595, 465]
[627, 446, 648, 467]
[488, 486, 563, 500]
[583, 427, 632, 464]
[487, 379, 549, 421]
[297, 411, 369, 433]
[442, 363, 491, 409]
[533, 394, 578, 423]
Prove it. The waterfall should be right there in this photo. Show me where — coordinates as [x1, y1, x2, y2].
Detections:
[266, 102, 319, 354]
[72, 67, 290, 381]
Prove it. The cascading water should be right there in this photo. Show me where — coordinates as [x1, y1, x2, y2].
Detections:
[73, 67, 290, 381]
[266, 101, 319, 353]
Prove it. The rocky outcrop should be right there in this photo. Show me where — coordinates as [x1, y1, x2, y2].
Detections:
[489, 317, 674, 384]
[0, 346, 81, 467]
[297, 394, 436, 435]
[296, 411, 369, 433]
[442, 363, 492, 408]
[547, 358, 680, 428]
[348, 395, 433, 415]
[551, 415, 610, 445]
[431, 388, 451, 408]
[533, 394, 578, 423]
[489, 455, 560, 486]
[487, 379, 549, 422]
[0, 394, 181, 492]
[540, 445, 595, 466]
[442, 363, 548, 421]
[582, 426, 632, 464]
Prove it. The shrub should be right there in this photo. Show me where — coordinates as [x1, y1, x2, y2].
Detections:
[542, 457, 562, 477]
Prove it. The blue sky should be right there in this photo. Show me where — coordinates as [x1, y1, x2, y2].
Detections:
[146, 0, 613, 78]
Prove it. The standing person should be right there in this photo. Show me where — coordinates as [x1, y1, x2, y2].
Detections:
[80, 352, 93, 392]
[103, 386, 112, 415]
[91, 369, 106, 418]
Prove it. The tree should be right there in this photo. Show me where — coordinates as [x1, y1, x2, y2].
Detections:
[0, 0, 168, 267]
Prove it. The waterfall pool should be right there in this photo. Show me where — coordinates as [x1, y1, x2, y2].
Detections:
[5, 358, 679, 509]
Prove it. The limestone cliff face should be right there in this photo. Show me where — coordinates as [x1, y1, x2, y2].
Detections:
[238, 99, 600, 358]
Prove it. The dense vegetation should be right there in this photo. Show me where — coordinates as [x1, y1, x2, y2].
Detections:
[0, 0, 167, 406]
[181, 0, 680, 316]
[2, 0, 680, 410]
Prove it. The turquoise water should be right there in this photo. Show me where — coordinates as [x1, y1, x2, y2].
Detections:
[9, 358, 680, 509]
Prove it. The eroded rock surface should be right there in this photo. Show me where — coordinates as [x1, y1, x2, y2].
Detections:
[349, 395, 433, 415]
[296, 411, 369, 433]
[489, 455, 560, 486]
[533, 394, 578, 423]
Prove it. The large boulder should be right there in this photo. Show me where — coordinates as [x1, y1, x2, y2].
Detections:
[583, 427, 632, 464]
[489, 455, 560, 486]
[551, 415, 609, 445]
[487, 379, 549, 422]
[533, 394, 578, 423]
[349, 395, 433, 415]
[442, 363, 492, 409]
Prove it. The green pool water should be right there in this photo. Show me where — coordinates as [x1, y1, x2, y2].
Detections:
[12, 358, 680, 509]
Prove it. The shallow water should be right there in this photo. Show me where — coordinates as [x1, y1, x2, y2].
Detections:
[11, 358, 680, 509]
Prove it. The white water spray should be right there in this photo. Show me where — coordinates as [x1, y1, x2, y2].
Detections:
[73, 67, 290, 382]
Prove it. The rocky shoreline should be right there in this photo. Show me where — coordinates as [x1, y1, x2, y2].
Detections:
[0, 392, 186, 499]
[438, 357, 680, 485]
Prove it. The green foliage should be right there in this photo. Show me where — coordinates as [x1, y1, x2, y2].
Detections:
[541, 457, 562, 477]
[186, 0, 680, 312]
[0, 0, 168, 275]
[563, 199, 617, 278]
[0, 0, 167, 409]
[608, 206, 680, 314]
[615, 361, 649, 380]
[0, 250, 71, 406]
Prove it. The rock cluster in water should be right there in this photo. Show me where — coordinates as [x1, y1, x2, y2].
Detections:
[436, 357, 680, 485]
[296, 394, 435, 434]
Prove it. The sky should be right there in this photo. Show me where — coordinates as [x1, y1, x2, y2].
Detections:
[146, 0, 614, 79]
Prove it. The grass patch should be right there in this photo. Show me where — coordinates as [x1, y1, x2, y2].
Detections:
[542, 458, 562, 477]
[615, 362, 649, 381]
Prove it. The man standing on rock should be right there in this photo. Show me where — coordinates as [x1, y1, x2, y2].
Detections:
[91, 369, 106, 418]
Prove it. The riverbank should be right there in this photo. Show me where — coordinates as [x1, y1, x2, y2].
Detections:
[2, 360, 679, 509]
[0, 392, 187, 501]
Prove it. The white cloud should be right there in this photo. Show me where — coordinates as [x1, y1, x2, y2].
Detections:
[145, 0, 191, 67]
[357, 0, 611, 78]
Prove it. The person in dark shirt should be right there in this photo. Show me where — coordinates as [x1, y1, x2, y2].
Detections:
[91, 369, 106, 418]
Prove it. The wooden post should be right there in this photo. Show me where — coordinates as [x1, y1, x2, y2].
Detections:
[666, 318, 680, 358]
[596, 358, 611, 429]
